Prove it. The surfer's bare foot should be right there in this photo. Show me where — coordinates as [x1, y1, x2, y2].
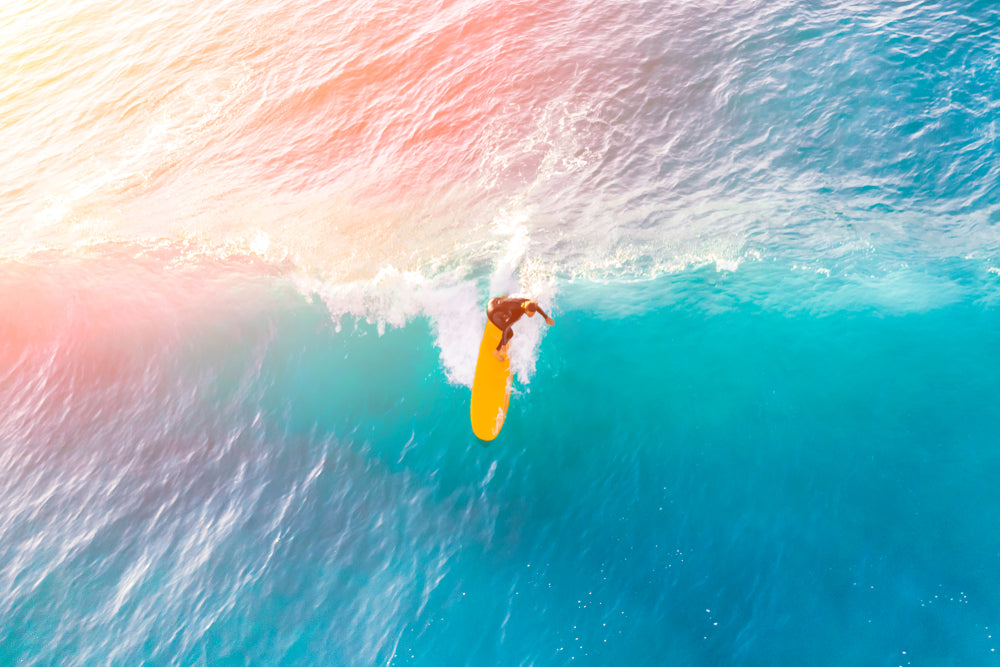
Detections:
[494, 349, 508, 362]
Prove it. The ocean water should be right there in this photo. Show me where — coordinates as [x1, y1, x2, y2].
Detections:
[2, 0, 1000, 664]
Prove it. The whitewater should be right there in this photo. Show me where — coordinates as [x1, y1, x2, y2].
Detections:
[2, 0, 1000, 664]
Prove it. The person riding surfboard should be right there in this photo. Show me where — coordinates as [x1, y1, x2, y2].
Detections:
[486, 296, 554, 362]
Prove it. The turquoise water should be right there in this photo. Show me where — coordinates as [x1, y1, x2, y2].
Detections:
[4, 256, 998, 664]
[3, 0, 1000, 664]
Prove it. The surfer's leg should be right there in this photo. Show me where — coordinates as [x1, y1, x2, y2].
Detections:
[496, 326, 514, 350]
[494, 327, 513, 360]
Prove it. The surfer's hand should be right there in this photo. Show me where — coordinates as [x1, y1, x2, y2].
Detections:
[545, 316, 554, 325]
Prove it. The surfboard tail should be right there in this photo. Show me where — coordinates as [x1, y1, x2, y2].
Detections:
[470, 322, 512, 440]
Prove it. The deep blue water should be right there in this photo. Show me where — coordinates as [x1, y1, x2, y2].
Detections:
[3, 0, 1000, 664]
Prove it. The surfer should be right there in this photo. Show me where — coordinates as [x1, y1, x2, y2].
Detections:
[487, 296, 554, 362]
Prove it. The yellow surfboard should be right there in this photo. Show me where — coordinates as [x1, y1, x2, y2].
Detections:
[470, 321, 513, 441]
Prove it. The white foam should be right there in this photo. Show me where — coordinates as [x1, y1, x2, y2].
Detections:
[302, 245, 558, 389]
[489, 203, 532, 297]
[307, 266, 482, 387]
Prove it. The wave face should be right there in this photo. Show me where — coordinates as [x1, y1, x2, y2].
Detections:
[3, 0, 1000, 664]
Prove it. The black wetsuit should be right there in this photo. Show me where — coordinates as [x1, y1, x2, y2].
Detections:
[487, 297, 550, 352]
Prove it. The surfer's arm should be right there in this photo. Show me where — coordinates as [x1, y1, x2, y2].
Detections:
[527, 301, 554, 325]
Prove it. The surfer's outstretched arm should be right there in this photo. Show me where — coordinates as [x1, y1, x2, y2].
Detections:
[527, 301, 554, 326]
